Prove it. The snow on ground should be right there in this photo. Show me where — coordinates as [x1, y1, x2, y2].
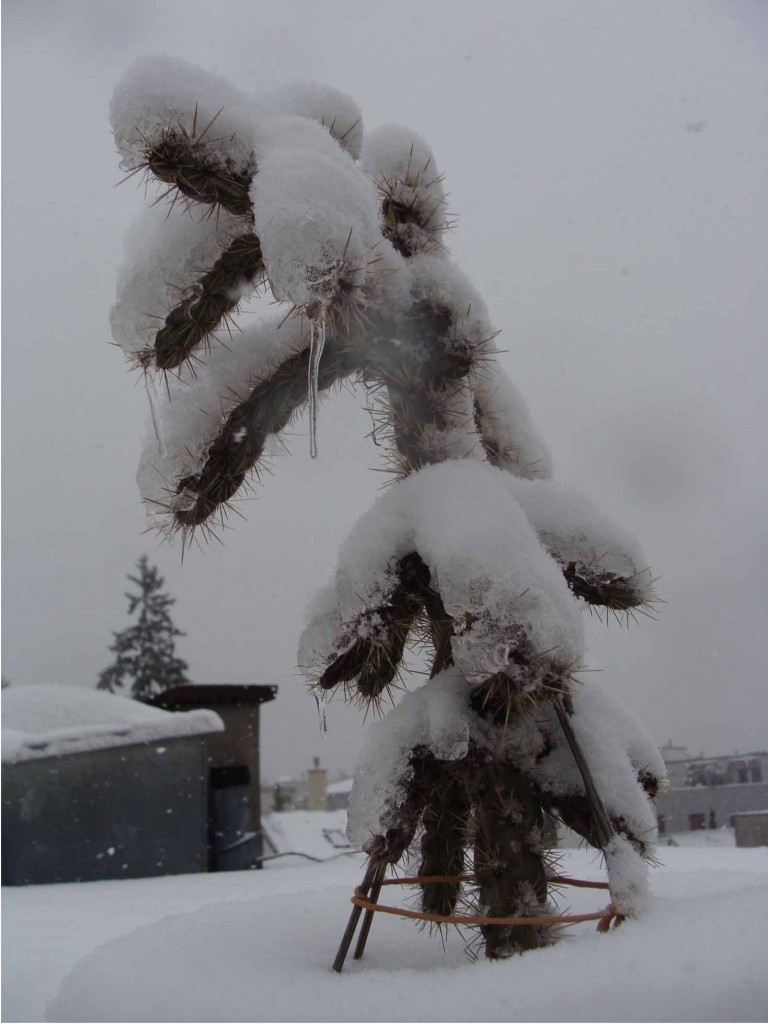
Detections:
[3, 843, 767, 1023]
[662, 827, 737, 849]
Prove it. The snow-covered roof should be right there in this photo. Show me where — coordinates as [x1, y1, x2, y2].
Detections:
[261, 809, 353, 860]
[326, 777, 354, 796]
[2, 684, 223, 765]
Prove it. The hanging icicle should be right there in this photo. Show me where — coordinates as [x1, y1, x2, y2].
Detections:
[313, 692, 328, 735]
[308, 313, 327, 459]
[144, 371, 166, 457]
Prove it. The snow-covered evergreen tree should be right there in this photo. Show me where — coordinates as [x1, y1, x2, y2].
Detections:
[98, 555, 189, 699]
[108, 58, 665, 958]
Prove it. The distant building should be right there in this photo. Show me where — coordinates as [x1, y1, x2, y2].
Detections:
[264, 772, 310, 812]
[732, 811, 768, 848]
[658, 740, 693, 788]
[261, 808, 354, 861]
[326, 776, 354, 811]
[263, 759, 348, 813]
[656, 742, 768, 836]
[2, 685, 222, 885]
[259, 767, 355, 862]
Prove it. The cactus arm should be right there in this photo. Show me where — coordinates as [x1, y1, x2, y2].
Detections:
[142, 127, 255, 216]
[172, 333, 359, 531]
[153, 233, 264, 370]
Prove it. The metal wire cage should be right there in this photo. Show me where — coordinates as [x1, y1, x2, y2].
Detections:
[333, 866, 622, 972]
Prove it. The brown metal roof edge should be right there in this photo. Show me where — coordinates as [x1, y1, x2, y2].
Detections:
[147, 684, 278, 709]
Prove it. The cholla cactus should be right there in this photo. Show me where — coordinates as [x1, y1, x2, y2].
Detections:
[110, 57, 664, 958]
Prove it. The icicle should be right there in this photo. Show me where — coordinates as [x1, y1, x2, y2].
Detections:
[313, 692, 328, 735]
[144, 372, 166, 457]
[307, 313, 326, 459]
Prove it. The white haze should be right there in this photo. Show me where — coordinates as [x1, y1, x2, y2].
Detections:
[2, 0, 767, 781]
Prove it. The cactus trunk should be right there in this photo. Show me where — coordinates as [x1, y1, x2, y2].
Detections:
[474, 762, 550, 957]
[419, 762, 471, 917]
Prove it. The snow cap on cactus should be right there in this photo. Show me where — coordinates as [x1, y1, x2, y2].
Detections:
[299, 460, 584, 697]
[266, 82, 364, 159]
[505, 476, 656, 610]
[363, 124, 449, 255]
[111, 55, 258, 176]
[346, 667, 475, 849]
[471, 360, 554, 479]
[252, 116, 381, 313]
[531, 679, 664, 860]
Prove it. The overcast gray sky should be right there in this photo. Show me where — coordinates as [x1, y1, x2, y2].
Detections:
[3, 0, 767, 781]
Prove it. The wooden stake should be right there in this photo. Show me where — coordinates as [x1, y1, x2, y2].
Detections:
[332, 859, 380, 973]
[553, 697, 614, 848]
[353, 860, 388, 959]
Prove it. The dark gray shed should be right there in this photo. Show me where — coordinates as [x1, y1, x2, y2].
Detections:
[2, 685, 222, 885]
[148, 684, 277, 870]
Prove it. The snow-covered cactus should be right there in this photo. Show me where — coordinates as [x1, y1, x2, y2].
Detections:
[110, 57, 663, 958]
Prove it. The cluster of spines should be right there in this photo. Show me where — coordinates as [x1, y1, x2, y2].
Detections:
[314, 552, 433, 705]
[561, 562, 661, 626]
[467, 634, 576, 724]
[372, 147, 453, 258]
[136, 118, 255, 216]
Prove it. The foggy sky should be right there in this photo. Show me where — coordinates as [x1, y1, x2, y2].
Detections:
[3, 0, 767, 782]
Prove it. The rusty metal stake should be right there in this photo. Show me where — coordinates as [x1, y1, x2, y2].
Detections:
[553, 696, 614, 849]
[332, 858, 380, 973]
[353, 860, 388, 960]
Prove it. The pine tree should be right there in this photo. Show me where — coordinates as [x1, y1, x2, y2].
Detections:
[98, 556, 189, 699]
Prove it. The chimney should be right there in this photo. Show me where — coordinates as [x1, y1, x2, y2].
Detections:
[307, 758, 327, 811]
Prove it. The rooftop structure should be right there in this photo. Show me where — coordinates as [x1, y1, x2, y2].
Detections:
[2, 685, 222, 885]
